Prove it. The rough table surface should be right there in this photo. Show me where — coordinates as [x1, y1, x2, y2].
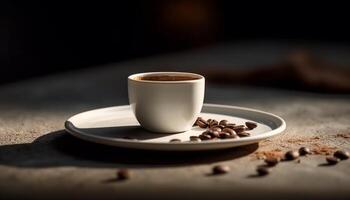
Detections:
[0, 42, 349, 199]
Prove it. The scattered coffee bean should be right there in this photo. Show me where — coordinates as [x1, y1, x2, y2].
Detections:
[219, 120, 228, 126]
[221, 127, 234, 134]
[285, 150, 300, 160]
[207, 119, 213, 123]
[212, 124, 225, 129]
[208, 130, 220, 138]
[209, 119, 219, 127]
[212, 165, 230, 175]
[219, 132, 231, 139]
[199, 134, 212, 140]
[299, 147, 311, 156]
[326, 156, 339, 165]
[256, 167, 270, 176]
[117, 169, 130, 180]
[237, 131, 250, 137]
[334, 150, 349, 160]
[196, 117, 208, 128]
[233, 125, 246, 133]
[169, 139, 181, 142]
[264, 157, 280, 166]
[210, 127, 222, 132]
[190, 136, 201, 142]
[225, 123, 236, 128]
[245, 121, 257, 130]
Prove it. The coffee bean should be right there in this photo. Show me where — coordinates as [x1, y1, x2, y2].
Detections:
[169, 139, 181, 142]
[285, 151, 300, 160]
[256, 167, 270, 176]
[210, 127, 222, 132]
[196, 117, 208, 128]
[219, 120, 228, 126]
[207, 119, 213, 123]
[199, 134, 212, 140]
[245, 121, 257, 129]
[212, 165, 230, 175]
[225, 123, 236, 129]
[334, 150, 349, 160]
[219, 132, 231, 139]
[190, 136, 201, 142]
[222, 128, 236, 135]
[117, 169, 130, 180]
[209, 119, 218, 127]
[233, 125, 246, 133]
[264, 157, 280, 166]
[237, 131, 250, 137]
[299, 147, 311, 156]
[212, 124, 225, 129]
[326, 156, 339, 165]
[208, 130, 220, 138]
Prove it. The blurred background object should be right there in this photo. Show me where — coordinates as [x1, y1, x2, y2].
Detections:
[2, 1, 350, 93]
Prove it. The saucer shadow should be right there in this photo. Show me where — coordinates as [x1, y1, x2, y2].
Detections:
[0, 130, 258, 168]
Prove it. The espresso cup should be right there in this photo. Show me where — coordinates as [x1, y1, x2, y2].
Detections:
[128, 72, 205, 133]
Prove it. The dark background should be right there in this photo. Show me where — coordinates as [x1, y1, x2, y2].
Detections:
[2, 1, 350, 84]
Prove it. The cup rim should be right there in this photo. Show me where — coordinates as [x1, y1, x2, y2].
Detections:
[128, 72, 204, 84]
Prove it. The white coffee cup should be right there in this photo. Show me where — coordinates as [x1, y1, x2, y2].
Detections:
[128, 72, 205, 133]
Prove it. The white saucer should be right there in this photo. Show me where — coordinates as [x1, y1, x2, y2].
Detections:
[65, 104, 286, 151]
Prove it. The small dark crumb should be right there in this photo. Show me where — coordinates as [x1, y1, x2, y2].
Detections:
[169, 139, 181, 143]
[212, 165, 230, 175]
[264, 157, 280, 167]
[333, 150, 349, 160]
[284, 151, 300, 160]
[299, 147, 311, 156]
[326, 156, 339, 165]
[256, 167, 270, 176]
[117, 169, 130, 180]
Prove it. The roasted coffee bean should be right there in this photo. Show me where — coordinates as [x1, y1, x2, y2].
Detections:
[237, 131, 250, 137]
[233, 125, 246, 133]
[225, 123, 236, 128]
[299, 147, 311, 156]
[212, 124, 225, 129]
[190, 136, 201, 142]
[285, 151, 300, 160]
[208, 130, 220, 138]
[207, 119, 213, 123]
[326, 156, 339, 165]
[219, 120, 228, 126]
[264, 157, 280, 166]
[169, 139, 181, 142]
[245, 121, 257, 130]
[199, 134, 212, 140]
[212, 165, 230, 175]
[334, 150, 349, 160]
[210, 127, 222, 132]
[222, 128, 236, 135]
[256, 167, 270, 176]
[196, 117, 208, 128]
[219, 132, 231, 139]
[209, 119, 218, 127]
[117, 169, 130, 180]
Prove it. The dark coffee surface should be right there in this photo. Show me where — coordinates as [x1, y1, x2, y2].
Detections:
[138, 75, 199, 81]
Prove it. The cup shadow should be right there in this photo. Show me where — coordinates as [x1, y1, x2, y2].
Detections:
[0, 130, 258, 169]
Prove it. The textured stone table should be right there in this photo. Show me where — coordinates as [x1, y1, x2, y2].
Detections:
[0, 42, 349, 199]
